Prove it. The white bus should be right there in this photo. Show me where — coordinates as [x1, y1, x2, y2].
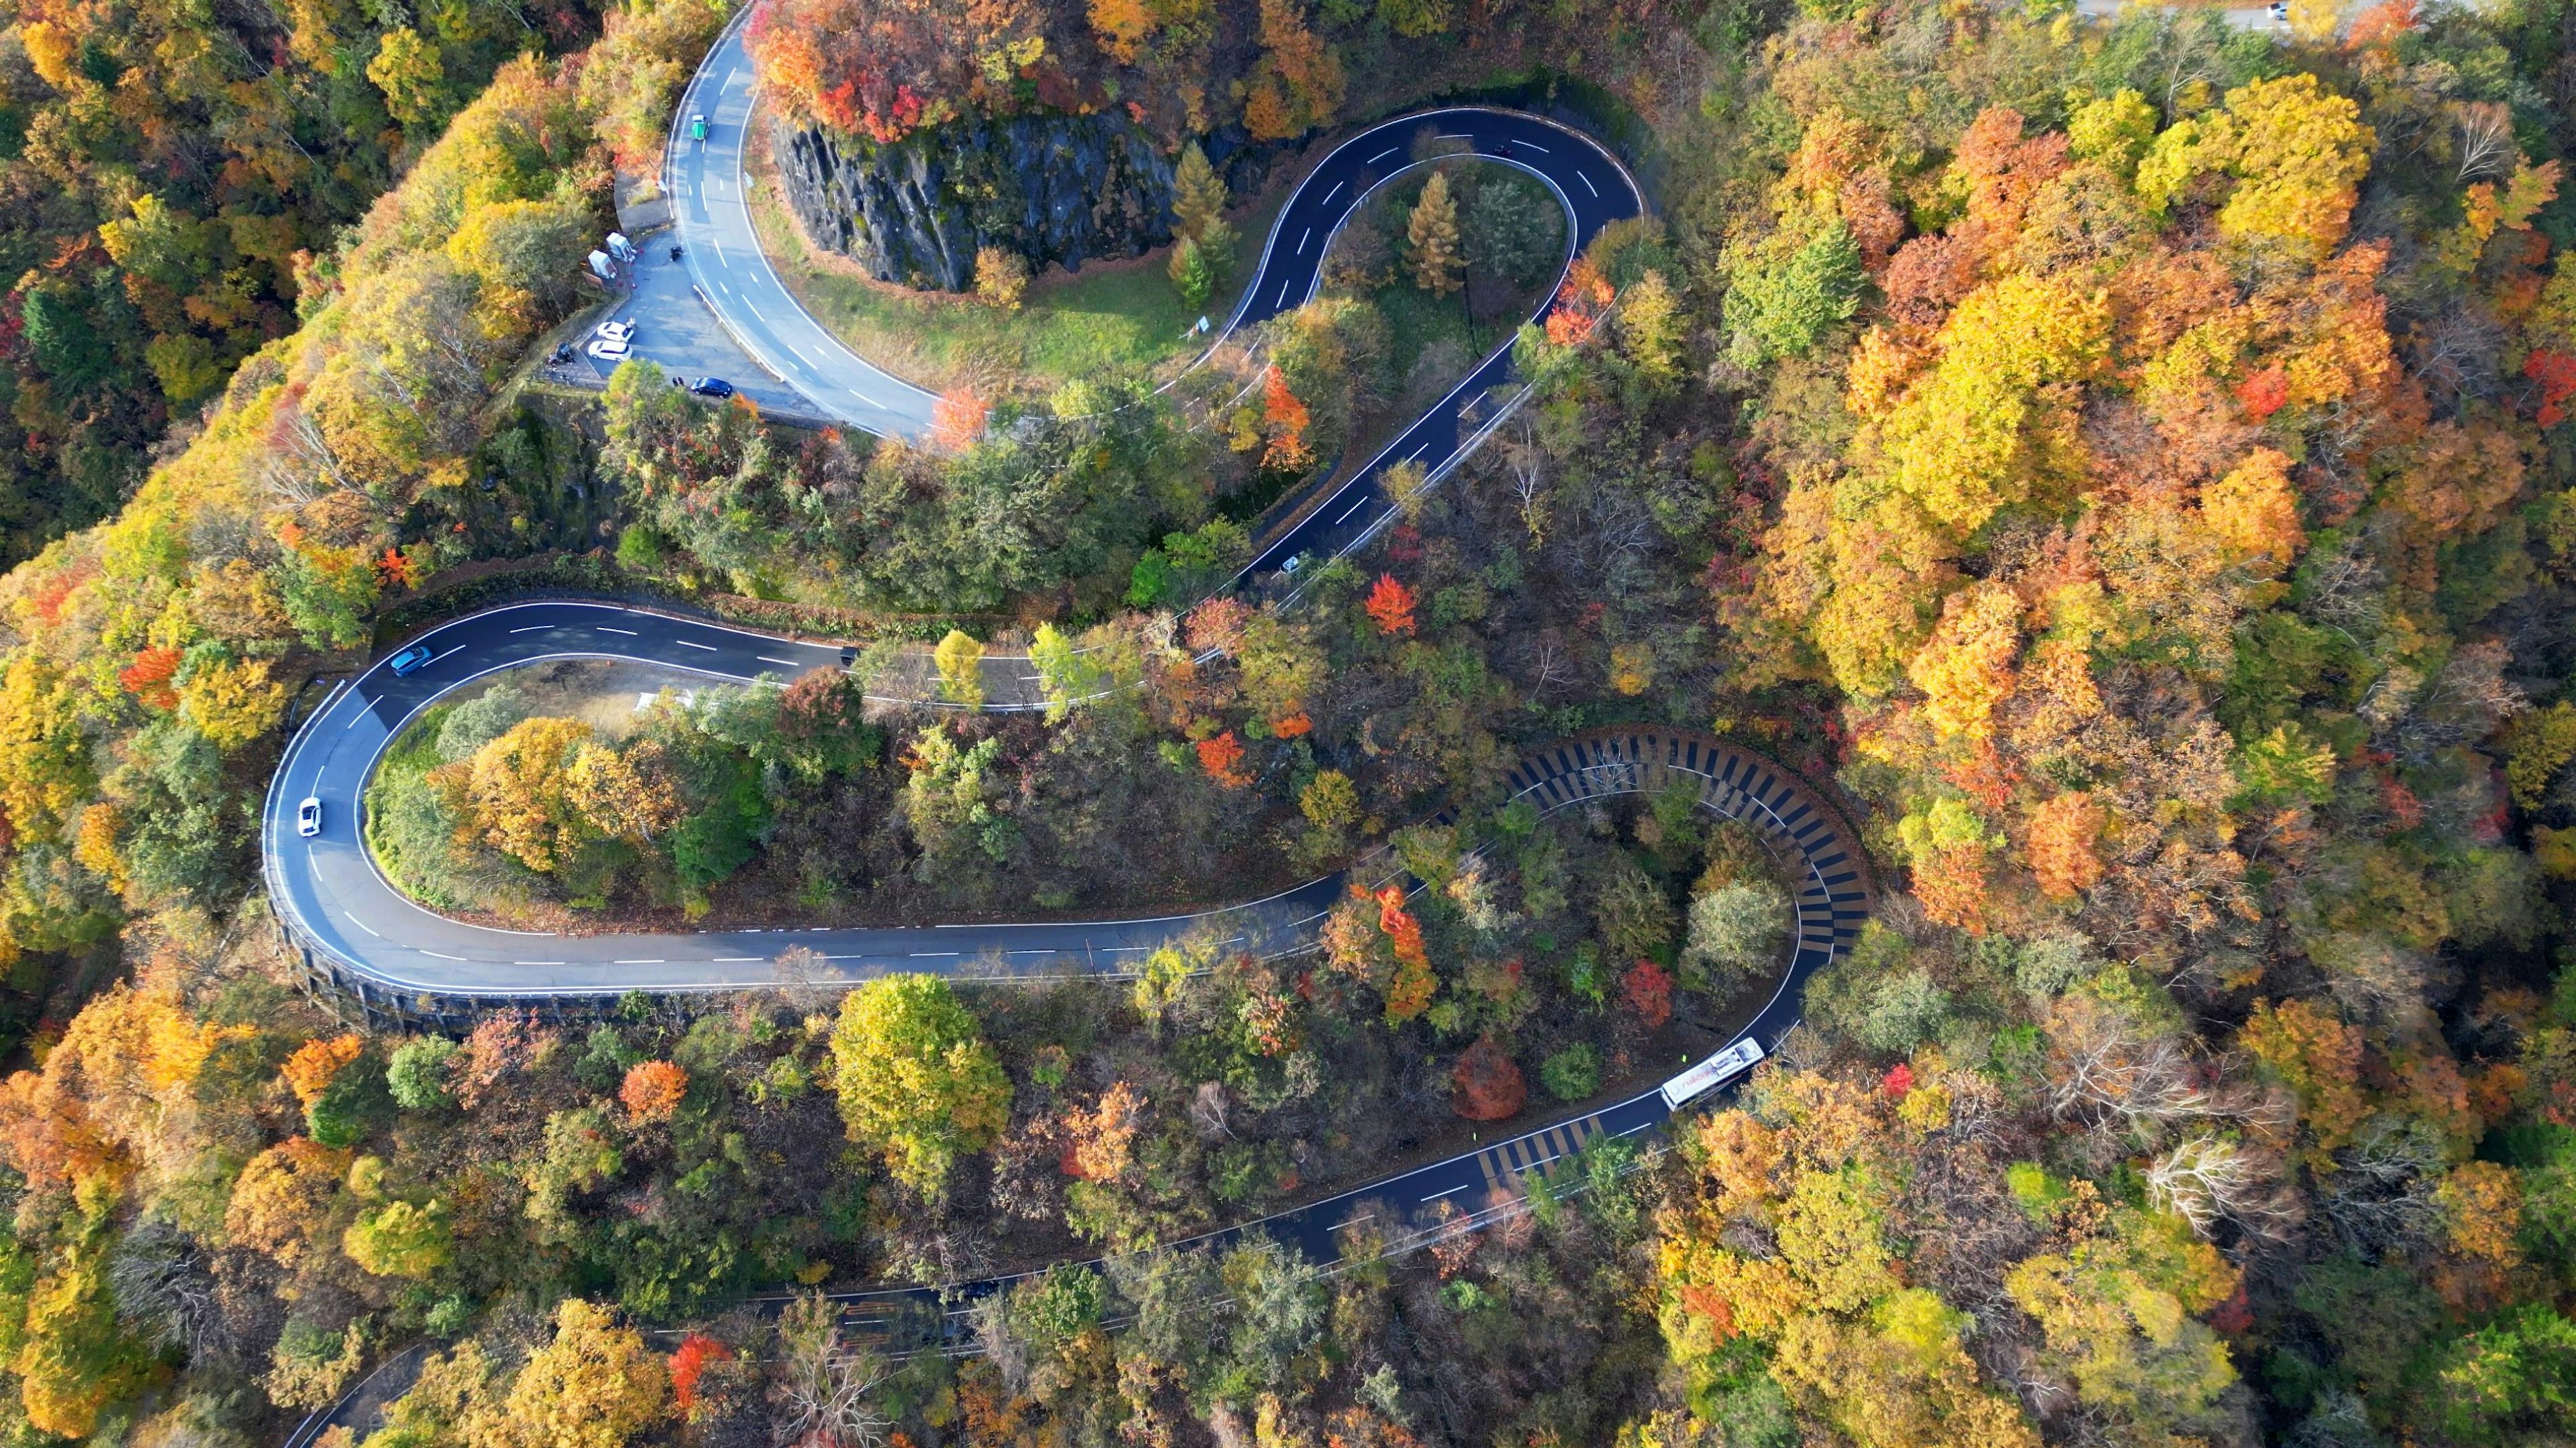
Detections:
[1658, 1036, 1766, 1111]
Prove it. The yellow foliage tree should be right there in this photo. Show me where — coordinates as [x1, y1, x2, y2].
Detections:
[933, 629, 986, 710]
[2200, 448, 2306, 574]
[1874, 273, 2109, 536]
[2004, 1208, 2240, 1421]
[480, 1300, 668, 1448]
[435, 717, 600, 873]
[1906, 581, 2024, 739]
[2149, 74, 2376, 261]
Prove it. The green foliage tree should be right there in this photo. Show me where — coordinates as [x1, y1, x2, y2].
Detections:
[386, 1038, 459, 1110]
[343, 1200, 454, 1278]
[1684, 881, 1790, 990]
[830, 974, 1012, 1196]
[1725, 219, 1862, 365]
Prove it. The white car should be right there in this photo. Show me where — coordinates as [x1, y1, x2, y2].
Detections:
[297, 797, 323, 838]
[586, 337, 631, 361]
[596, 319, 636, 343]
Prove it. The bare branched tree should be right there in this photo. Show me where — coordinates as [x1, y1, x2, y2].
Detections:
[2147, 1133, 2304, 1243]
[1502, 416, 1548, 545]
[109, 1219, 232, 1363]
[771, 1293, 894, 1448]
[2455, 101, 2517, 182]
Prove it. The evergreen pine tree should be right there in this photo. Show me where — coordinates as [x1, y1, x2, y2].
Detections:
[1172, 144, 1228, 244]
[1169, 235, 1214, 307]
[1407, 170, 1464, 296]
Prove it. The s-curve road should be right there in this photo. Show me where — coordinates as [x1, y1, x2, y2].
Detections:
[264, 604, 1861, 1014]
[1210, 107, 1644, 583]
[264, 600, 1350, 1001]
[660, 12, 941, 437]
[657, 9, 1642, 482]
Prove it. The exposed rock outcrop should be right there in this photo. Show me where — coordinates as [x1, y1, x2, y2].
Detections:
[772, 111, 1275, 292]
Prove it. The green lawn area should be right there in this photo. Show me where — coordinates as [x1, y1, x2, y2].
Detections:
[745, 131, 1290, 397]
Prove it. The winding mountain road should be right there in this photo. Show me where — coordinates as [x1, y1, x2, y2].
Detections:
[264, 82, 1866, 1331]
[652, 15, 942, 435]
[276, 98, 1657, 1007]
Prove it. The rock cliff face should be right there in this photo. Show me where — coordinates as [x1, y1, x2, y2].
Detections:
[772, 111, 1274, 292]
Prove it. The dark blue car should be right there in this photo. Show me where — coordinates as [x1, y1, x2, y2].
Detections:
[387, 643, 434, 677]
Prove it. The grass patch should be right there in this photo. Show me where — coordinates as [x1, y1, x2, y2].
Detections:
[743, 117, 1291, 396]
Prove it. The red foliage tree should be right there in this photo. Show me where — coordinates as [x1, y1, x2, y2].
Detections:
[2526, 348, 2576, 427]
[2235, 364, 2290, 421]
[1451, 1036, 1526, 1121]
[669, 1333, 733, 1420]
[117, 648, 182, 711]
[1621, 961, 1673, 1029]
[1365, 575, 1417, 636]
[1195, 730, 1252, 788]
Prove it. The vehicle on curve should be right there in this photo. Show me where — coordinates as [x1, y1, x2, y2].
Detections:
[1658, 1036, 1767, 1110]
[295, 797, 322, 838]
[689, 377, 736, 398]
[690, 112, 707, 144]
[386, 643, 434, 677]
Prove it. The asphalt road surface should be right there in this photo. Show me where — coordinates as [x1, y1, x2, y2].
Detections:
[262, 94, 1848, 1338]
[1220, 108, 1644, 582]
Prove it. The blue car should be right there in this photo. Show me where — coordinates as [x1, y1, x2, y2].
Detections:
[387, 644, 434, 677]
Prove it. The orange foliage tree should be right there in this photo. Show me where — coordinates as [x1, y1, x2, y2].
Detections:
[116, 649, 181, 711]
[280, 1035, 364, 1109]
[620, 1060, 689, 1123]
[1451, 1036, 1526, 1120]
[1377, 886, 1434, 1023]
[931, 387, 991, 451]
[1261, 367, 1313, 470]
[1364, 575, 1417, 636]
[1195, 731, 1252, 788]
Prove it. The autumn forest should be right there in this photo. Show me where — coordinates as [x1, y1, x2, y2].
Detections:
[0, 0, 2563, 1442]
